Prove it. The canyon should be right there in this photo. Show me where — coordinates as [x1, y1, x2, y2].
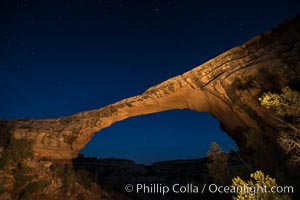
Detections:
[1, 14, 299, 176]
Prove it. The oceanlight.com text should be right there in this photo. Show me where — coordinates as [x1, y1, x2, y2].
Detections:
[124, 183, 294, 196]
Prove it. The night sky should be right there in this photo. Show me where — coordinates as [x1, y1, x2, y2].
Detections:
[0, 0, 299, 164]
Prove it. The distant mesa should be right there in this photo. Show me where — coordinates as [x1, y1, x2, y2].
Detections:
[1, 14, 299, 174]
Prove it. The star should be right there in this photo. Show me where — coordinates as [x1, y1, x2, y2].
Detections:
[154, 8, 159, 12]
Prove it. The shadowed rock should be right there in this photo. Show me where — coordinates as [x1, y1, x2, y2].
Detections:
[1, 15, 299, 172]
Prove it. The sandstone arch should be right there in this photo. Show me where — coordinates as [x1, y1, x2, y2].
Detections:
[1, 15, 299, 173]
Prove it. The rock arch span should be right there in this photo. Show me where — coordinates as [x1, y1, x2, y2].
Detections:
[1, 15, 299, 172]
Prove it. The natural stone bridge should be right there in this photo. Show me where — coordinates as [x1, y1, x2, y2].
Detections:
[1, 15, 299, 172]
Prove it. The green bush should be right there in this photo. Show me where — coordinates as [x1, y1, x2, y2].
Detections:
[0, 138, 33, 167]
[259, 86, 300, 165]
[63, 165, 76, 192]
[232, 170, 291, 200]
[207, 142, 231, 185]
[259, 86, 300, 120]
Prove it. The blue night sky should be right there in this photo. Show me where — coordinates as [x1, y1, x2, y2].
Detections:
[0, 0, 299, 164]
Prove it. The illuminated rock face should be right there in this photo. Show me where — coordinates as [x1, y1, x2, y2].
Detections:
[1, 15, 299, 164]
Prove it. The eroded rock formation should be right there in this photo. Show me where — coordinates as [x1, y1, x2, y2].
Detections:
[1, 15, 299, 170]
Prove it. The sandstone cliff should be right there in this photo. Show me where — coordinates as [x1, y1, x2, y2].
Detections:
[1, 15, 299, 173]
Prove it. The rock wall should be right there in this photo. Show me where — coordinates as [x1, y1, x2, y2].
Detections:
[1, 15, 299, 171]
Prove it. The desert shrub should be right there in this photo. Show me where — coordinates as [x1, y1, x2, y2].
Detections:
[0, 138, 33, 167]
[233, 76, 256, 91]
[259, 86, 300, 165]
[0, 125, 10, 148]
[63, 164, 76, 192]
[76, 169, 92, 190]
[207, 142, 231, 185]
[259, 86, 300, 120]
[232, 170, 291, 200]
[244, 128, 273, 166]
[245, 129, 261, 149]
[50, 163, 79, 193]
[14, 163, 33, 188]
[19, 180, 50, 200]
[7, 139, 33, 161]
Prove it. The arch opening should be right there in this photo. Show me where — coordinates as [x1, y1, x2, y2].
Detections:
[80, 109, 238, 165]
